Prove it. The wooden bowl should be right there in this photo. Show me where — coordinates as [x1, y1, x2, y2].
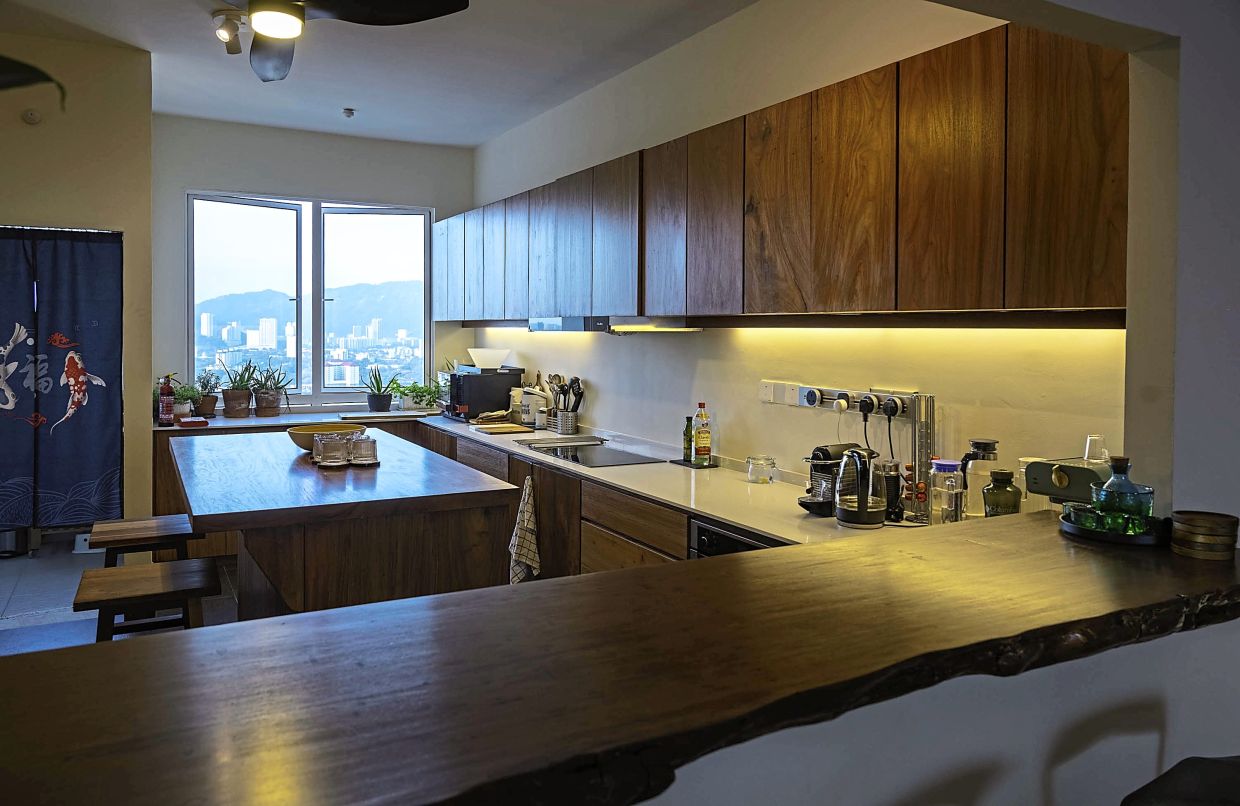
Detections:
[287, 423, 366, 451]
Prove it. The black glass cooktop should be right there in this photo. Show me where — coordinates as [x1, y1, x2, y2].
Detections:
[529, 444, 662, 468]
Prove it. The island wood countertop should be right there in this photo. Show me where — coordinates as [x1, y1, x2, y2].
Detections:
[3, 512, 1240, 804]
[171, 429, 517, 532]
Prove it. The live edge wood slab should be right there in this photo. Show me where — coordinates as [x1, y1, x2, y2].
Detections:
[3, 512, 1239, 805]
[171, 430, 519, 618]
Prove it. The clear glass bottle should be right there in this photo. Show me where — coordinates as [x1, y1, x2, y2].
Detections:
[931, 460, 964, 525]
[682, 416, 694, 463]
[692, 402, 712, 467]
[982, 469, 1021, 517]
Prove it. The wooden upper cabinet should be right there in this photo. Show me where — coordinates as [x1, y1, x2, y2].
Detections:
[744, 95, 813, 313]
[442, 214, 466, 321]
[463, 207, 485, 319]
[592, 153, 640, 316]
[643, 137, 687, 316]
[528, 183, 556, 318]
[898, 27, 1005, 311]
[1005, 25, 1127, 309]
[504, 192, 530, 320]
[556, 169, 594, 316]
[687, 117, 745, 316]
[812, 65, 897, 312]
[431, 219, 449, 321]
[482, 201, 506, 319]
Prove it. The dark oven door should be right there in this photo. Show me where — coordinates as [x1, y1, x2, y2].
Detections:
[689, 520, 787, 558]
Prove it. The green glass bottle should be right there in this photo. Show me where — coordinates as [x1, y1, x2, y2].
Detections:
[982, 469, 1021, 517]
[682, 416, 694, 463]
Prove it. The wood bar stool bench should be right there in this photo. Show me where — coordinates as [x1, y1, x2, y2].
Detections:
[89, 514, 202, 567]
[73, 559, 221, 642]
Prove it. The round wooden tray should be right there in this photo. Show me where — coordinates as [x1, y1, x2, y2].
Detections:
[1059, 514, 1167, 547]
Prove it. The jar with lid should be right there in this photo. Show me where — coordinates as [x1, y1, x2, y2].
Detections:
[982, 469, 1021, 517]
[931, 460, 964, 525]
[746, 455, 776, 484]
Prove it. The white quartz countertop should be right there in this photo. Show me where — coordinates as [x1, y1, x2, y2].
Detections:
[420, 416, 924, 546]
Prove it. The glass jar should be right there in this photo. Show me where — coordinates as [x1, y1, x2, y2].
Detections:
[982, 469, 1021, 517]
[349, 435, 379, 466]
[931, 460, 964, 525]
[315, 433, 349, 467]
[746, 455, 776, 484]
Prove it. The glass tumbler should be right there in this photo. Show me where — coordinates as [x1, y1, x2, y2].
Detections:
[316, 433, 349, 466]
[746, 455, 776, 484]
[349, 435, 379, 465]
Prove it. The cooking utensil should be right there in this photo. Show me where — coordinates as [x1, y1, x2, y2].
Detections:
[569, 377, 584, 412]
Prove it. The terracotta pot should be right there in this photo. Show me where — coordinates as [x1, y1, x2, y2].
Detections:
[367, 393, 393, 412]
[253, 389, 284, 417]
[195, 394, 219, 418]
[222, 389, 252, 418]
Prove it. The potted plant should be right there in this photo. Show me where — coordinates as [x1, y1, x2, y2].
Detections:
[173, 384, 201, 422]
[251, 364, 293, 417]
[363, 368, 400, 412]
[400, 380, 443, 412]
[194, 369, 220, 418]
[220, 360, 257, 418]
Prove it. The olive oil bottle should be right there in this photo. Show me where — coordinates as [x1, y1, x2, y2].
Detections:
[692, 402, 712, 467]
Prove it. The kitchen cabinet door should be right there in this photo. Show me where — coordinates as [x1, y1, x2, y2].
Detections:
[744, 94, 813, 313]
[556, 169, 594, 316]
[463, 207, 485, 320]
[812, 64, 897, 312]
[580, 522, 675, 574]
[1006, 25, 1127, 309]
[533, 463, 582, 577]
[687, 117, 744, 315]
[504, 192, 530, 320]
[431, 219, 449, 321]
[455, 438, 509, 481]
[482, 201, 506, 319]
[528, 183, 556, 318]
[592, 153, 640, 316]
[898, 27, 1005, 311]
[443, 214, 466, 321]
[643, 137, 687, 316]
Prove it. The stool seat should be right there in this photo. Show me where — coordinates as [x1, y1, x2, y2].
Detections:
[90, 515, 201, 567]
[74, 559, 221, 641]
[1123, 755, 1240, 805]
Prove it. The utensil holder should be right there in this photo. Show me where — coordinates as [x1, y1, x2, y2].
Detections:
[548, 411, 578, 435]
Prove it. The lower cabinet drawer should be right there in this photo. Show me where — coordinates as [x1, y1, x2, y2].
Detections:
[580, 521, 676, 574]
[580, 481, 689, 559]
[455, 438, 510, 481]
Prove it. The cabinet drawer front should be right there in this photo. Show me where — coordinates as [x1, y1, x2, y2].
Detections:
[455, 438, 510, 481]
[581, 481, 688, 559]
[581, 521, 675, 574]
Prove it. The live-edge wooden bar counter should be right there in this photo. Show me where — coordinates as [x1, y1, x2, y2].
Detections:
[170, 429, 518, 619]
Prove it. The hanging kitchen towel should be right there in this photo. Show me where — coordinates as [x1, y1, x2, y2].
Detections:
[509, 475, 540, 584]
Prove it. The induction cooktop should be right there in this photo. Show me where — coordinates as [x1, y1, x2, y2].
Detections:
[527, 443, 662, 468]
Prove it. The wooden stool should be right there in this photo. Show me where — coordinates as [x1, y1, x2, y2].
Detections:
[73, 559, 221, 642]
[90, 514, 201, 567]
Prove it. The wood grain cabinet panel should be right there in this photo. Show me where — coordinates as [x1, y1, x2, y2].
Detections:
[580, 481, 688, 559]
[580, 521, 675, 574]
[687, 117, 745, 315]
[463, 207, 485, 320]
[504, 192, 530, 320]
[897, 27, 1005, 311]
[812, 64, 897, 312]
[592, 152, 641, 316]
[443, 215, 466, 321]
[528, 183, 556, 318]
[557, 169, 594, 316]
[744, 95, 813, 313]
[534, 464, 581, 577]
[483, 201, 506, 319]
[1005, 25, 1128, 309]
[431, 219, 449, 321]
[643, 137, 687, 316]
[455, 438, 510, 482]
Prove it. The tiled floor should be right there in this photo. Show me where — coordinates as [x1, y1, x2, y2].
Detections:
[0, 538, 238, 658]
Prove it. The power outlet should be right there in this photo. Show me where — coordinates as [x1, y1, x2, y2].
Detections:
[757, 380, 777, 403]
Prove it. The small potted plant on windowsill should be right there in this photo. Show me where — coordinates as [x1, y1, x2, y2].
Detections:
[252, 364, 293, 417]
[363, 368, 400, 412]
[194, 369, 220, 418]
[220, 360, 257, 418]
[173, 384, 201, 422]
[400, 380, 443, 413]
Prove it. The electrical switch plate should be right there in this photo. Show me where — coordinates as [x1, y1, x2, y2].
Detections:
[758, 380, 776, 404]
[783, 384, 801, 406]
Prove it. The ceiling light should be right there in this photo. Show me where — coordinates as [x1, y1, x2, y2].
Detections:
[215, 18, 238, 42]
[250, 1, 305, 40]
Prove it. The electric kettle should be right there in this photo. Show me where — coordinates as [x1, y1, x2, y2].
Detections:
[835, 448, 886, 529]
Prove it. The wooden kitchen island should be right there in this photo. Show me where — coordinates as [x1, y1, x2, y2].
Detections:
[170, 429, 518, 619]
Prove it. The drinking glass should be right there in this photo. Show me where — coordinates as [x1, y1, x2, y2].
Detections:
[1083, 434, 1109, 464]
[349, 435, 379, 465]
[316, 433, 349, 466]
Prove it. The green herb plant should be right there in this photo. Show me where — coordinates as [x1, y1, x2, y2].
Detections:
[401, 381, 443, 408]
[195, 369, 221, 394]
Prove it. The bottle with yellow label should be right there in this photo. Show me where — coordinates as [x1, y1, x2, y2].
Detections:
[692, 402, 712, 467]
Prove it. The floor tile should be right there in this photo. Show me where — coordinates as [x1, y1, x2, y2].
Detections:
[0, 618, 96, 657]
[0, 607, 95, 631]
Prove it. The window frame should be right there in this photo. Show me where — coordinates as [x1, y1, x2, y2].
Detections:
[187, 191, 435, 408]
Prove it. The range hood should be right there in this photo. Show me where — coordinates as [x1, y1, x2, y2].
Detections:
[527, 316, 701, 335]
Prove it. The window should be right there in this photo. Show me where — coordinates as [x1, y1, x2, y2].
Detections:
[189, 194, 430, 405]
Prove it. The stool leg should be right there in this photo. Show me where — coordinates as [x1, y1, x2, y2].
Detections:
[176, 540, 189, 561]
[95, 608, 115, 642]
[104, 547, 119, 568]
[184, 598, 204, 629]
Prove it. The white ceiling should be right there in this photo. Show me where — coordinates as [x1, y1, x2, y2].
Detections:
[0, 0, 757, 146]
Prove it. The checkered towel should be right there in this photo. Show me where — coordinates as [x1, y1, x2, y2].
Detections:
[509, 475, 540, 584]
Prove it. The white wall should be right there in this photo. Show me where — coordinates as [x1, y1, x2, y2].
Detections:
[151, 114, 474, 380]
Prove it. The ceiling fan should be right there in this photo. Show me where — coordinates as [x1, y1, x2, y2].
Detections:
[215, 1, 469, 83]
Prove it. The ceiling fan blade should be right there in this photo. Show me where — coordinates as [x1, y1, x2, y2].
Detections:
[304, 0, 469, 26]
[250, 32, 296, 82]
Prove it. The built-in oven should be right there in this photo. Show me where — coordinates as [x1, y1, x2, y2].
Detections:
[689, 520, 791, 558]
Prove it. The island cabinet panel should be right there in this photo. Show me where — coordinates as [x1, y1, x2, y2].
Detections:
[642, 137, 687, 316]
[463, 207, 485, 320]
[455, 438, 510, 482]
[431, 219, 449, 321]
[592, 152, 641, 316]
[443, 214, 466, 321]
[580, 481, 688, 559]
[152, 431, 238, 560]
[1005, 25, 1128, 309]
[528, 182, 556, 318]
[482, 201, 507, 320]
[580, 521, 675, 574]
[687, 117, 745, 315]
[504, 192, 530, 320]
[898, 27, 1005, 311]
[556, 168, 594, 316]
[812, 64, 897, 312]
[744, 95, 813, 313]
